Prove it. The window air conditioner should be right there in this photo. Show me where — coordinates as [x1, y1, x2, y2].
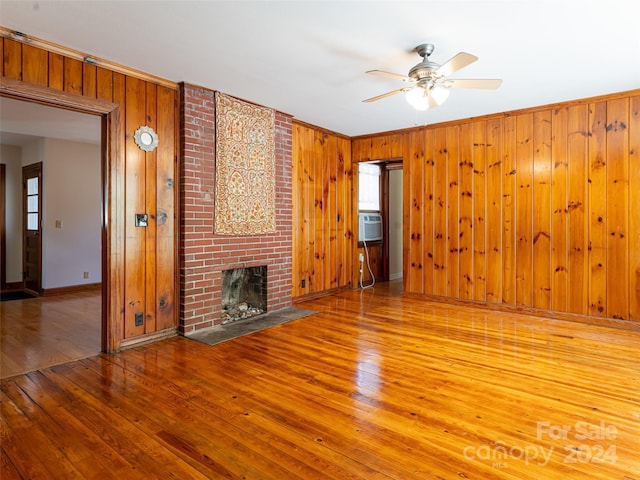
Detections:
[359, 213, 383, 242]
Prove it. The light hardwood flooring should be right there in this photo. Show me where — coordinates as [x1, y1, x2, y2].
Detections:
[1, 282, 639, 479]
[0, 290, 101, 378]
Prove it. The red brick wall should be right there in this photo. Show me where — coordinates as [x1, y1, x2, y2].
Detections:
[179, 83, 292, 334]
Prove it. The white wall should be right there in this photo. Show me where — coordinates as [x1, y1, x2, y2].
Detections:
[1, 144, 24, 283]
[389, 169, 403, 280]
[1, 138, 101, 289]
[42, 138, 101, 289]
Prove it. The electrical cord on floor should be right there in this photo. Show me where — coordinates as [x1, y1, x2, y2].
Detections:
[359, 240, 376, 290]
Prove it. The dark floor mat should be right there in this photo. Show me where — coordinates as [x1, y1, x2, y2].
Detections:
[0, 291, 37, 302]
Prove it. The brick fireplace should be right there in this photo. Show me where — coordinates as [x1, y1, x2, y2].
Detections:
[179, 83, 293, 334]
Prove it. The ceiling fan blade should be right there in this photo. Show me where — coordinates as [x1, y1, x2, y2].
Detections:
[362, 88, 410, 103]
[366, 70, 414, 83]
[435, 52, 478, 77]
[443, 78, 503, 89]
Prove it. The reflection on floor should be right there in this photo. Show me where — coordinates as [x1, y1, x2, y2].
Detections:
[0, 290, 101, 378]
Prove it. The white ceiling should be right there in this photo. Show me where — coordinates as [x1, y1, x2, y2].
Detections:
[0, 98, 101, 146]
[1, 0, 639, 138]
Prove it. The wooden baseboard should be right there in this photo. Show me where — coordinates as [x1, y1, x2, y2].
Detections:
[42, 283, 102, 296]
[292, 285, 351, 303]
[119, 327, 178, 350]
[403, 292, 640, 332]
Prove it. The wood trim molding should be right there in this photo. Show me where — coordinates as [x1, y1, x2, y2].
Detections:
[292, 285, 351, 303]
[119, 327, 178, 350]
[292, 119, 351, 140]
[0, 163, 5, 290]
[42, 283, 102, 296]
[352, 88, 640, 140]
[0, 27, 178, 90]
[0, 76, 117, 114]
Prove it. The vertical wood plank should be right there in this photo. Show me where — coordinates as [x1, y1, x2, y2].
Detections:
[551, 107, 568, 312]
[423, 129, 434, 295]
[371, 135, 390, 160]
[96, 66, 114, 103]
[290, 124, 300, 297]
[402, 132, 412, 293]
[324, 134, 338, 290]
[502, 116, 517, 305]
[63, 57, 83, 94]
[409, 130, 424, 293]
[458, 124, 474, 299]
[389, 134, 403, 159]
[357, 137, 372, 163]
[605, 98, 629, 320]
[447, 126, 460, 298]
[472, 121, 487, 301]
[486, 118, 502, 303]
[144, 82, 158, 333]
[155, 86, 176, 331]
[567, 104, 589, 315]
[336, 137, 350, 288]
[629, 96, 640, 321]
[588, 101, 608, 316]
[433, 127, 448, 296]
[351, 138, 363, 163]
[111, 71, 126, 344]
[345, 140, 354, 290]
[304, 127, 315, 294]
[515, 114, 534, 306]
[3, 38, 22, 80]
[83, 63, 97, 99]
[291, 124, 305, 297]
[47, 52, 63, 90]
[313, 130, 325, 293]
[532, 110, 552, 310]
[21, 44, 47, 86]
[124, 76, 147, 338]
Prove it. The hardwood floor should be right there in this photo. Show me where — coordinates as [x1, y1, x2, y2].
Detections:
[0, 290, 101, 378]
[2, 281, 639, 479]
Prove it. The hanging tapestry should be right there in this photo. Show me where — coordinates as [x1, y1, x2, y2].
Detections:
[214, 93, 276, 235]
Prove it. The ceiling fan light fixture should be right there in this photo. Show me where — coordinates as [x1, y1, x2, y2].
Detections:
[364, 43, 501, 110]
[406, 86, 430, 111]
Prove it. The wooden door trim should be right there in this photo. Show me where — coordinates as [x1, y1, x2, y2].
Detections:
[0, 163, 5, 290]
[1, 77, 123, 353]
[381, 160, 403, 282]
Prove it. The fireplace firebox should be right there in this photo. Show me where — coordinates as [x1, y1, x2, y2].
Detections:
[221, 266, 267, 324]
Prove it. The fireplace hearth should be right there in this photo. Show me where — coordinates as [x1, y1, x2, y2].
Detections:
[221, 266, 267, 324]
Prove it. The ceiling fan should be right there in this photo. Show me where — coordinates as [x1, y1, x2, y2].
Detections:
[364, 43, 502, 110]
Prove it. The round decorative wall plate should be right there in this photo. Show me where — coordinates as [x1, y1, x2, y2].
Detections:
[134, 125, 159, 152]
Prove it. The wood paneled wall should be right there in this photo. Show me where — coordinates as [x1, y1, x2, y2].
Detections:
[292, 122, 353, 298]
[1, 32, 179, 349]
[351, 90, 640, 323]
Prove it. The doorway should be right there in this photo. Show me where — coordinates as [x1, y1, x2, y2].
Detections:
[380, 161, 403, 282]
[387, 168, 403, 281]
[1, 98, 104, 376]
[22, 162, 42, 295]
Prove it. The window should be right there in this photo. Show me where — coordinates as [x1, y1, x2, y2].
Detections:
[358, 163, 380, 211]
[26, 176, 39, 230]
